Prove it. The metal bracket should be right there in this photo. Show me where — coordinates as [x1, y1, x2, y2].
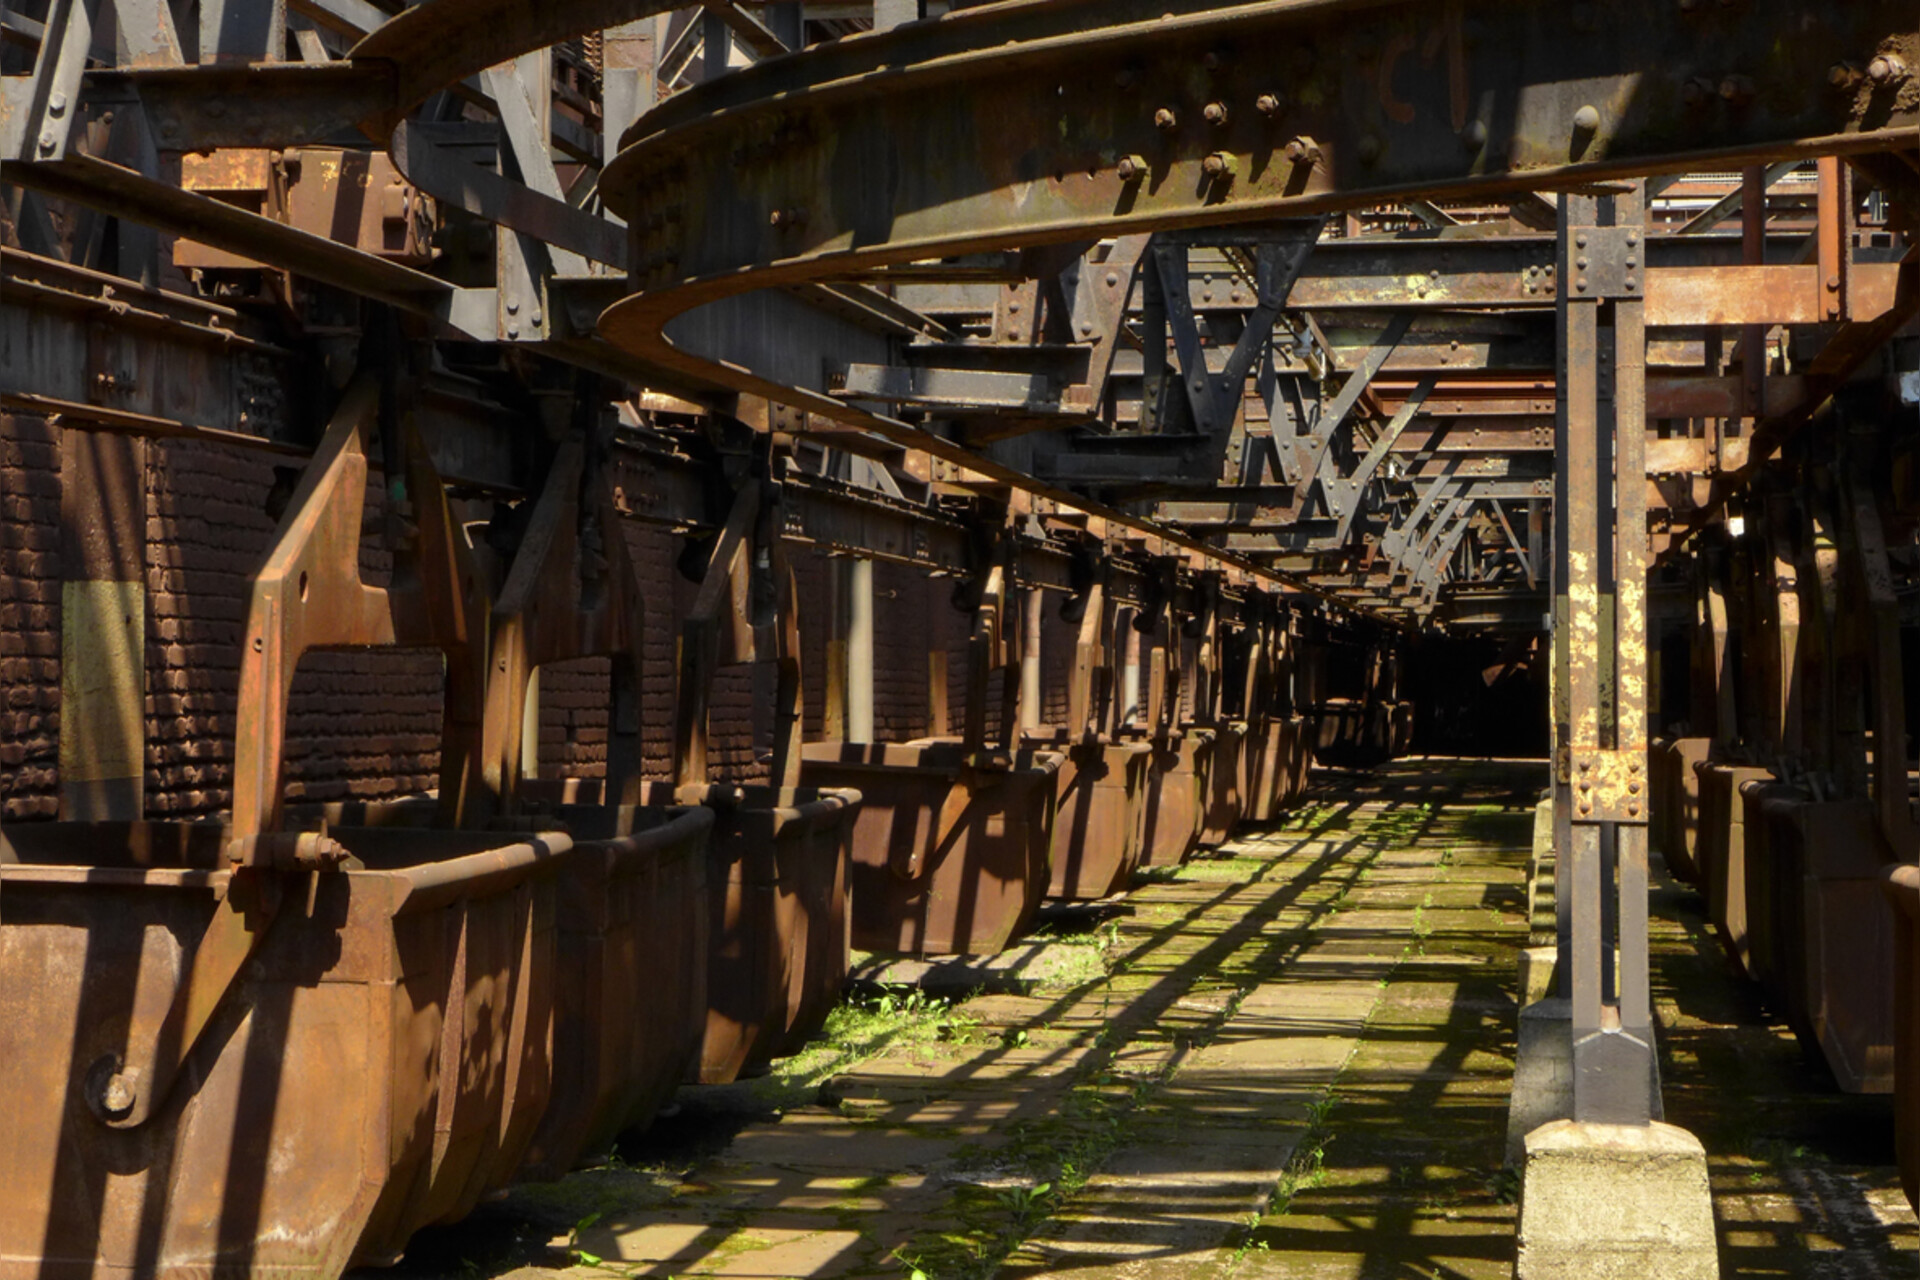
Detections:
[1570, 748, 1649, 824]
[1567, 226, 1645, 300]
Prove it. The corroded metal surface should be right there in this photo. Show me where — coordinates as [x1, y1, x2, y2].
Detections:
[516, 790, 717, 1177]
[1131, 728, 1212, 869]
[674, 782, 859, 1083]
[1025, 732, 1152, 902]
[0, 822, 570, 1276]
[1752, 794, 1897, 1095]
[799, 741, 1061, 958]
[1693, 763, 1777, 972]
[1196, 720, 1247, 848]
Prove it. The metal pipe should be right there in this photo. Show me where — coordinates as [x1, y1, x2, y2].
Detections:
[1120, 608, 1141, 726]
[1021, 586, 1043, 729]
[520, 667, 540, 780]
[846, 557, 875, 742]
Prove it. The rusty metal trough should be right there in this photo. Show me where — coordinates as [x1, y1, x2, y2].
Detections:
[1649, 737, 1712, 884]
[1130, 728, 1213, 868]
[1196, 720, 1247, 847]
[1748, 794, 1897, 1094]
[666, 782, 859, 1084]
[0, 821, 569, 1278]
[1239, 717, 1287, 823]
[1692, 760, 1775, 969]
[800, 741, 1061, 957]
[508, 785, 717, 1174]
[1023, 730, 1152, 901]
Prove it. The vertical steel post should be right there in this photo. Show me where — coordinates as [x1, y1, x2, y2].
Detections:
[1021, 586, 1044, 730]
[1559, 186, 1655, 1125]
[847, 557, 875, 742]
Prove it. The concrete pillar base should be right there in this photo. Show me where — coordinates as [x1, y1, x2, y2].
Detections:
[1518, 945, 1557, 1008]
[1505, 976, 1662, 1168]
[1516, 1120, 1718, 1280]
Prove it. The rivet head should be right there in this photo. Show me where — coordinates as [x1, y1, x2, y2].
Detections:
[1868, 55, 1908, 85]
[1572, 104, 1601, 131]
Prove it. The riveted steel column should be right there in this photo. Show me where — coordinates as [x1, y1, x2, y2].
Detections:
[1559, 186, 1655, 1126]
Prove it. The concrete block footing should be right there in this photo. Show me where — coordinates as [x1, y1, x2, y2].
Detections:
[1507, 997, 1574, 1169]
[1516, 1120, 1719, 1280]
[1505, 968, 1662, 1169]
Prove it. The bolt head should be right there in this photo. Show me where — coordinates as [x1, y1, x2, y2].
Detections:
[1255, 93, 1282, 116]
[1154, 107, 1178, 130]
[1116, 155, 1147, 181]
[1203, 101, 1229, 125]
[1869, 55, 1907, 84]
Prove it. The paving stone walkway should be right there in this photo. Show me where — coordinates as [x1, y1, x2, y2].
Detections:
[378, 758, 1538, 1280]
